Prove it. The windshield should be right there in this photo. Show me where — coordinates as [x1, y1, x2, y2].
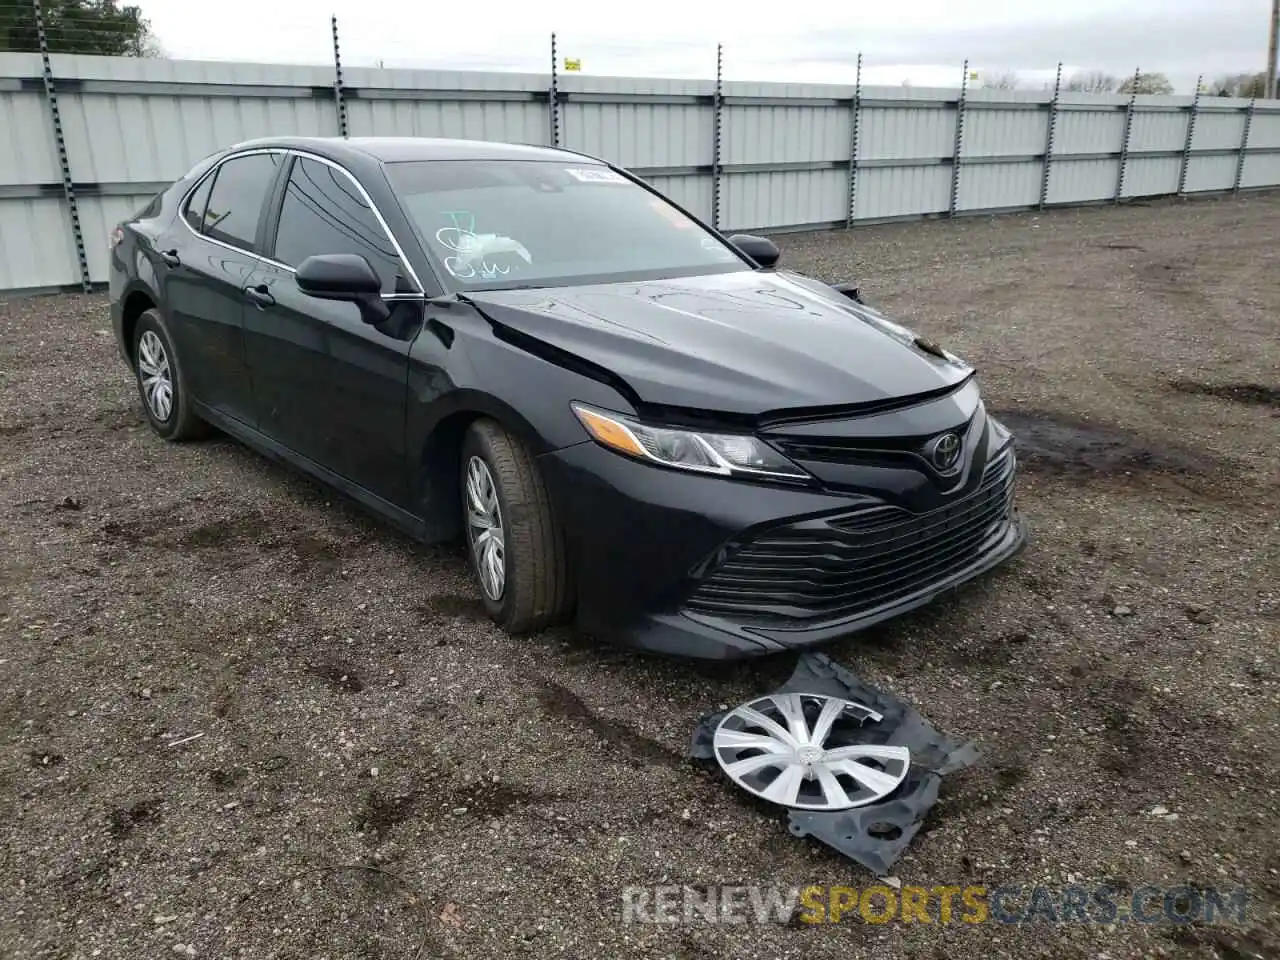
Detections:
[384, 159, 750, 291]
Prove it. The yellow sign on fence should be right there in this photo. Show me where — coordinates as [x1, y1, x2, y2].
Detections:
[564, 58, 582, 72]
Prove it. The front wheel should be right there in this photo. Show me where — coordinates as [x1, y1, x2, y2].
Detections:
[460, 419, 573, 633]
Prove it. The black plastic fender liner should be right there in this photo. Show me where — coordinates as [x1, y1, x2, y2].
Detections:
[690, 652, 981, 875]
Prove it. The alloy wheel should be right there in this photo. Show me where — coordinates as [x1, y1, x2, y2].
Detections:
[465, 455, 506, 600]
[137, 330, 173, 422]
[712, 693, 911, 811]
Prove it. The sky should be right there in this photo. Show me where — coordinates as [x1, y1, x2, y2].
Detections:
[138, 0, 1271, 94]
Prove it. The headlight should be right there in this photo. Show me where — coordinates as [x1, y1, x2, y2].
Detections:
[570, 402, 811, 481]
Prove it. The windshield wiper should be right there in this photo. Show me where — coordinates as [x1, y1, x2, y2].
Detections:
[467, 283, 551, 292]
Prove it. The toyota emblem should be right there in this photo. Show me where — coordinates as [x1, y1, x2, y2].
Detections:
[928, 432, 963, 472]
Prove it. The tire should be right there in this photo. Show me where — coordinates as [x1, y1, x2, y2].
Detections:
[132, 308, 208, 441]
[460, 418, 573, 633]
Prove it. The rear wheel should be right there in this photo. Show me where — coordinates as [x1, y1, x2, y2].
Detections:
[132, 308, 207, 441]
[461, 419, 573, 633]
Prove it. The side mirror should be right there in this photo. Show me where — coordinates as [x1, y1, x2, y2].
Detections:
[296, 253, 390, 325]
[728, 233, 781, 269]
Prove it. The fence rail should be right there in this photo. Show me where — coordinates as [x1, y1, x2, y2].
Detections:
[2, 48, 1280, 295]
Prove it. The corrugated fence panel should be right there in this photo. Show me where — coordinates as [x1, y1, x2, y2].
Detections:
[1245, 110, 1280, 149]
[1054, 106, 1127, 157]
[352, 98, 545, 145]
[859, 106, 957, 161]
[958, 161, 1042, 211]
[1123, 156, 1181, 197]
[0, 63, 60, 187]
[855, 165, 951, 220]
[1240, 152, 1280, 189]
[560, 74, 715, 168]
[1047, 158, 1119, 204]
[1184, 155, 1239, 193]
[962, 106, 1048, 158]
[561, 102, 712, 168]
[723, 105, 849, 165]
[0, 52, 1276, 294]
[0, 198, 78, 291]
[1193, 106, 1247, 150]
[1128, 109, 1190, 153]
[722, 168, 846, 231]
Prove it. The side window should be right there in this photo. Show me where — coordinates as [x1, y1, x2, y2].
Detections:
[272, 156, 408, 293]
[201, 153, 283, 252]
[181, 173, 215, 232]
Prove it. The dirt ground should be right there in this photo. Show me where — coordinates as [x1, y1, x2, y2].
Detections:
[2, 192, 1278, 960]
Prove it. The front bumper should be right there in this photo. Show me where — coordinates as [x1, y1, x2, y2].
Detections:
[539, 436, 1028, 660]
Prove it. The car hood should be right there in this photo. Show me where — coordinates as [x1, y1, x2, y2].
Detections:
[462, 269, 973, 418]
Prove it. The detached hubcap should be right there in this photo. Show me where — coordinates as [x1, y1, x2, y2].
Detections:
[137, 330, 173, 421]
[465, 456, 505, 600]
[712, 693, 911, 811]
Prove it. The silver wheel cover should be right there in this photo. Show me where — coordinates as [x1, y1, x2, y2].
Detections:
[465, 455, 506, 600]
[712, 693, 910, 811]
[137, 330, 173, 422]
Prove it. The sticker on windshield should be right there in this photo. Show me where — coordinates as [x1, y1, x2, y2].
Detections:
[565, 167, 627, 184]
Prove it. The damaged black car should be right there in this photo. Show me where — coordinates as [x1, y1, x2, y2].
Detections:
[108, 135, 1027, 658]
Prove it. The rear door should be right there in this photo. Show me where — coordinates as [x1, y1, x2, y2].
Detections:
[245, 153, 422, 507]
[155, 150, 287, 427]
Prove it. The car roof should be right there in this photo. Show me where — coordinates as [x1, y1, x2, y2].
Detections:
[223, 135, 601, 166]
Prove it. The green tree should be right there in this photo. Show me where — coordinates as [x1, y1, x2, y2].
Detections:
[1117, 72, 1174, 95]
[0, 0, 162, 57]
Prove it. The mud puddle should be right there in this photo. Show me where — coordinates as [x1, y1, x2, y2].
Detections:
[1168, 380, 1280, 408]
[991, 409, 1223, 476]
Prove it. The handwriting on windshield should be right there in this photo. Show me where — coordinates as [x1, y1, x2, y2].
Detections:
[435, 210, 532, 281]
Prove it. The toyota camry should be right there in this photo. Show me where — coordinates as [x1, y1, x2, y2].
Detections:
[109, 136, 1027, 659]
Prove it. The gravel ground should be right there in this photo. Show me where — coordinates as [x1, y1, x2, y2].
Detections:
[1, 192, 1278, 960]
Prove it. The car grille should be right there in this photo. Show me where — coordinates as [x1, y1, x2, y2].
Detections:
[683, 449, 1017, 626]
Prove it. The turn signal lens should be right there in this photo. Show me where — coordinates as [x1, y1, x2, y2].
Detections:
[570, 402, 811, 481]
[571, 405, 647, 459]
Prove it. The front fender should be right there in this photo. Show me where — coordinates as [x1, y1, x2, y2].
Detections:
[405, 309, 634, 539]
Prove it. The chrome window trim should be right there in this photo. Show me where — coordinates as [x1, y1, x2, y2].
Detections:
[176, 146, 427, 301]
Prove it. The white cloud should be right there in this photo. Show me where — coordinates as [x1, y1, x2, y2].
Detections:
[138, 0, 1272, 93]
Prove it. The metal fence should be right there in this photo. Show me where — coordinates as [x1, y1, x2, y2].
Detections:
[3, 20, 1279, 295]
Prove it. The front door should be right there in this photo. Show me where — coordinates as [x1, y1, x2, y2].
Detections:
[243, 154, 423, 507]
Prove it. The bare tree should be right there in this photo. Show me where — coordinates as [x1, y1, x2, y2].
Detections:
[1210, 72, 1266, 97]
[1064, 71, 1119, 93]
[1118, 72, 1174, 95]
[981, 70, 1022, 90]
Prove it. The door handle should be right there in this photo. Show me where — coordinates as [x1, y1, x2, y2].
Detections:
[158, 249, 180, 268]
[244, 284, 275, 308]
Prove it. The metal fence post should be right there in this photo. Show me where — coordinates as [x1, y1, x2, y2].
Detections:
[1038, 62, 1062, 211]
[549, 33, 561, 148]
[33, 0, 91, 293]
[331, 15, 349, 138]
[1176, 75, 1202, 197]
[1233, 97, 1255, 194]
[712, 43, 723, 231]
[1115, 66, 1140, 203]
[845, 52, 863, 229]
[948, 59, 969, 218]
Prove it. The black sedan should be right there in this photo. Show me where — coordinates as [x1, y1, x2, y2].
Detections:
[108, 135, 1026, 659]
